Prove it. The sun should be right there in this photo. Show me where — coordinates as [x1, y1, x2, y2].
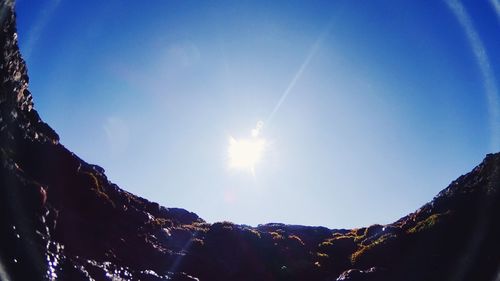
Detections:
[228, 122, 266, 174]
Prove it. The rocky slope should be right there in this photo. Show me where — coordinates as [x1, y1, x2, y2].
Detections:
[1, 1, 500, 280]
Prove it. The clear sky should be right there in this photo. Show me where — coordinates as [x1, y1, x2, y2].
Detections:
[15, 0, 500, 229]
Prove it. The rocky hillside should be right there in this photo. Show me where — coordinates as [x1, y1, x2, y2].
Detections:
[1, 1, 500, 280]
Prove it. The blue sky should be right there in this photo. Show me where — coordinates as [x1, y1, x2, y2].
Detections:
[15, 0, 500, 228]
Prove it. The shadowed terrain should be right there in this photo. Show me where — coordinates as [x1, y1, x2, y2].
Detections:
[1, 1, 500, 280]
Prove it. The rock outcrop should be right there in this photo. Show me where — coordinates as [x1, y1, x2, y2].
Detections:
[1, 1, 500, 280]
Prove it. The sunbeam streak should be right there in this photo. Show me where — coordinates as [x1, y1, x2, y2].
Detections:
[446, 0, 500, 151]
[265, 22, 334, 125]
[490, 0, 500, 25]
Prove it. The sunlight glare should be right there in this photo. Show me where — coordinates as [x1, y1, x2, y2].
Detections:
[228, 121, 266, 174]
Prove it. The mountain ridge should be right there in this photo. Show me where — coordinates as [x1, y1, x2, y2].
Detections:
[1, 1, 500, 280]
